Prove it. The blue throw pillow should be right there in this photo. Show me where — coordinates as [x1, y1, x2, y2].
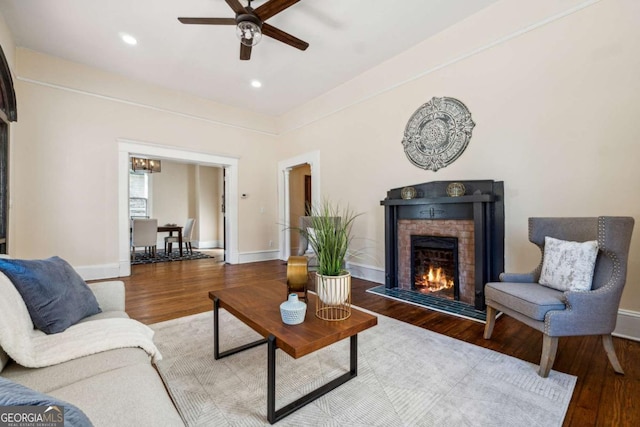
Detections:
[0, 257, 101, 334]
[0, 376, 93, 426]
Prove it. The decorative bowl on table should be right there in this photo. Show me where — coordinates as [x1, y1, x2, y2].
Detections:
[280, 294, 307, 325]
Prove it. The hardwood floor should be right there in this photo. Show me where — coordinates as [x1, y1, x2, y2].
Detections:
[118, 258, 640, 427]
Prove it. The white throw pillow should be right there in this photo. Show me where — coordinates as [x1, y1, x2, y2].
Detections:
[539, 236, 599, 292]
[305, 228, 316, 254]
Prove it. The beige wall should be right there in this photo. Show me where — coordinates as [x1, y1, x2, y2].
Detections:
[150, 160, 194, 229]
[144, 161, 221, 248]
[0, 11, 14, 73]
[277, 0, 640, 312]
[8, 49, 283, 266]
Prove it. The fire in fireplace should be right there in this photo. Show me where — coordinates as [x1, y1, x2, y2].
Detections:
[411, 235, 459, 300]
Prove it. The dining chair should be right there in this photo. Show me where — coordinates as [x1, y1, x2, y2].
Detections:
[131, 218, 158, 259]
[165, 218, 196, 255]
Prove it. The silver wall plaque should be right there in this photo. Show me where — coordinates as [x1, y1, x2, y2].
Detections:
[401, 97, 475, 171]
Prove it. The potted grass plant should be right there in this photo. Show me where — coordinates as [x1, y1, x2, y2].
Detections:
[297, 200, 361, 320]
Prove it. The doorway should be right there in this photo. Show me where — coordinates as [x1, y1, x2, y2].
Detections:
[277, 151, 321, 260]
[118, 140, 238, 277]
[289, 164, 311, 255]
[128, 159, 225, 263]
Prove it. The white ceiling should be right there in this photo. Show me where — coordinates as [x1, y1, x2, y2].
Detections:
[0, 0, 498, 116]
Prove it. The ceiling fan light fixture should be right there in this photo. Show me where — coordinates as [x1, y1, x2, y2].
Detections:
[236, 15, 262, 47]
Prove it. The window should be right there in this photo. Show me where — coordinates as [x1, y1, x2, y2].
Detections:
[129, 172, 149, 218]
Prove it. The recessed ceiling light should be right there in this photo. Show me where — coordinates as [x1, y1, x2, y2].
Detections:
[121, 33, 138, 46]
[251, 80, 262, 88]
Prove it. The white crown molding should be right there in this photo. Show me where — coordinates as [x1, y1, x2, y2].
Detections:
[16, 76, 278, 136]
[15, 1, 601, 138]
[278, 0, 601, 134]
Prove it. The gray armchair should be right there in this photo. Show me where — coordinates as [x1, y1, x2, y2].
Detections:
[483, 216, 634, 377]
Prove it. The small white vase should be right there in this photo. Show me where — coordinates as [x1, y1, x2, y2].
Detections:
[280, 294, 306, 325]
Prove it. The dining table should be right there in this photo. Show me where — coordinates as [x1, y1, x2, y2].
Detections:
[157, 224, 184, 257]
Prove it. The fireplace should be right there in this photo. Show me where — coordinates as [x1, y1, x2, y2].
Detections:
[411, 235, 459, 300]
[381, 180, 504, 310]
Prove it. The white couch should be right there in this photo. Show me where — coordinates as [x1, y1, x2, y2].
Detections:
[0, 280, 184, 426]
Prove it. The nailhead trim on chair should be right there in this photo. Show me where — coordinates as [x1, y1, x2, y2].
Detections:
[544, 217, 621, 334]
[598, 216, 621, 292]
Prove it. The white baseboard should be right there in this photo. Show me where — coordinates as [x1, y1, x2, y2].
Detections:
[237, 250, 280, 264]
[613, 309, 640, 342]
[194, 240, 222, 249]
[346, 261, 385, 285]
[75, 263, 121, 281]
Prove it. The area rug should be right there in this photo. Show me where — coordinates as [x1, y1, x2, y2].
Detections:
[150, 309, 575, 426]
[131, 250, 213, 265]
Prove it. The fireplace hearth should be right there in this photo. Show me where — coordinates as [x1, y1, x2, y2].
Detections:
[380, 180, 504, 310]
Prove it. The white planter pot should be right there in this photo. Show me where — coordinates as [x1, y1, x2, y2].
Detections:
[316, 272, 351, 305]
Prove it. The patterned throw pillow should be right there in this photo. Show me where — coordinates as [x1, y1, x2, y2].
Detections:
[539, 236, 599, 292]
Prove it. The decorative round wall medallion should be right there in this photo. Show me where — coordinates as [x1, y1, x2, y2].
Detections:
[401, 186, 417, 200]
[401, 97, 475, 171]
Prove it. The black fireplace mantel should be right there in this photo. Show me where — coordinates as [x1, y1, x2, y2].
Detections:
[380, 180, 505, 310]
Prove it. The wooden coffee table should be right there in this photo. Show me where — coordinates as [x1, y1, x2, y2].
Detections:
[209, 282, 377, 424]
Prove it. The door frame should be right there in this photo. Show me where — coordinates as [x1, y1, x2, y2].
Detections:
[118, 139, 239, 276]
[277, 150, 321, 260]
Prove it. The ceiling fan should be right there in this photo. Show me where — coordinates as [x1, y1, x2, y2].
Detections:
[178, 0, 309, 60]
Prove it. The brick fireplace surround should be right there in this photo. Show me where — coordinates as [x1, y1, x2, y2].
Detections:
[398, 219, 475, 305]
[381, 180, 505, 310]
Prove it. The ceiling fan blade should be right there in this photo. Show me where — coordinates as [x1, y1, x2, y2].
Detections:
[254, 0, 300, 21]
[262, 23, 308, 51]
[178, 17, 236, 25]
[240, 43, 252, 60]
[225, 0, 248, 14]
